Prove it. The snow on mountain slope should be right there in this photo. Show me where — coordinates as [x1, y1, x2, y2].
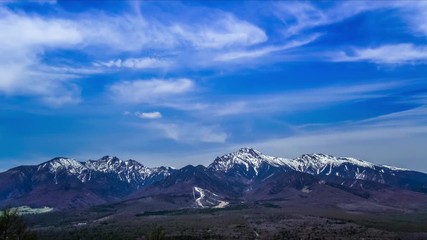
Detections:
[85, 156, 153, 184]
[380, 165, 410, 171]
[37, 156, 172, 186]
[36, 149, 412, 187]
[1, 148, 425, 210]
[209, 148, 411, 184]
[209, 147, 292, 175]
[37, 157, 89, 183]
[38, 157, 86, 174]
[291, 153, 375, 173]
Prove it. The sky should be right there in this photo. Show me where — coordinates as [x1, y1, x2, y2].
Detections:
[1, 0, 427, 172]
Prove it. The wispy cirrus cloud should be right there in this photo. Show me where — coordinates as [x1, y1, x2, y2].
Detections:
[96, 57, 172, 69]
[0, 7, 83, 106]
[113, 80, 407, 118]
[273, 1, 385, 37]
[215, 34, 320, 62]
[331, 44, 427, 65]
[397, 1, 427, 36]
[3, 0, 427, 109]
[0, 4, 267, 106]
[205, 81, 406, 117]
[147, 122, 227, 143]
[169, 13, 267, 49]
[77, 8, 267, 52]
[109, 78, 195, 104]
[272, 1, 427, 66]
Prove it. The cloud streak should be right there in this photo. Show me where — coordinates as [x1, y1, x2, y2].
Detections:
[75, 7, 267, 52]
[215, 34, 320, 62]
[147, 122, 227, 143]
[332, 44, 427, 65]
[109, 78, 195, 104]
[138, 112, 162, 119]
[169, 13, 267, 49]
[273, 1, 384, 37]
[96, 57, 172, 69]
[205, 81, 406, 117]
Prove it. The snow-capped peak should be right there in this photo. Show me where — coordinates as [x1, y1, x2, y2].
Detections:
[38, 157, 86, 174]
[96, 155, 121, 164]
[86, 156, 144, 170]
[209, 147, 290, 174]
[236, 147, 262, 156]
[208, 148, 414, 181]
[208, 148, 401, 178]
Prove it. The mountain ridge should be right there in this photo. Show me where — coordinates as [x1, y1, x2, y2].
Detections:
[0, 147, 426, 210]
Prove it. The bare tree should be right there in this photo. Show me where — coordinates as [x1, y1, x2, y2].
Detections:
[0, 207, 37, 240]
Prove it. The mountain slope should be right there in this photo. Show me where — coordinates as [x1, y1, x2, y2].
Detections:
[209, 148, 427, 193]
[0, 148, 426, 210]
[0, 156, 174, 208]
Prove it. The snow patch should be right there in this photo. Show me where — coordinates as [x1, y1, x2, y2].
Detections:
[301, 186, 312, 193]
[381, 165, 410, 171]
[193, 187, 205, 208]
[8, 206, 54, 215]
[193, 186, 229, 209]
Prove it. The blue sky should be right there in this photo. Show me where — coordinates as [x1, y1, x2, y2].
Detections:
[1, 0, 427, 171]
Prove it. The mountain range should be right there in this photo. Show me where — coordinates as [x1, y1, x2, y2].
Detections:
[1, 147, 426, 211]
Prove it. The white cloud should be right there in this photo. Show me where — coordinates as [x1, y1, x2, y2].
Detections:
[137, 111, 162, 119]
[397, 1, 427, 36]
[112, 81, 404, 117]
[0, 7, 83, 105]
[109, 78, 195, 103]
[272, 1, 427, 66]
[332, 44, 427, 64]
[207, 81, 404, 116]
[75, 9, 266, 52]
[0, 5, 267, 105]
[170, 13, 267, 49]
[148, 122, 227, 143]
[274, 1, 389, 37]
[97, 57, 172, 69]
[215, 34, 320, 62]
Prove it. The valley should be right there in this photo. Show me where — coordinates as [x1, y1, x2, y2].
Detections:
[24, 201, 427, 239]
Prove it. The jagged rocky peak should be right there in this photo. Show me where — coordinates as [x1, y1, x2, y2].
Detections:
[224, 147, 265, 161]
[97, 155, 121, 163]
[236, 147, 262, 156]
[297, 153, 336, 165]
[300, 153, 330, 159]
[211, 147, 261, 167]
[85, 156, 148, 174]
[94, 156, 144, 166]
[209, 147, 289, 173]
